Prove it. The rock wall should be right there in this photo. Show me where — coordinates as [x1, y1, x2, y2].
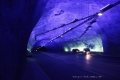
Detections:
[0, 0, 47, 80]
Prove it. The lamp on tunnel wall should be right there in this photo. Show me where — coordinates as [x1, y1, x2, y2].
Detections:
[97, 12, 103, 16]
[36, 46, 46, 52]
[35, 0, 120, 50]
[97, 0, 120, 16]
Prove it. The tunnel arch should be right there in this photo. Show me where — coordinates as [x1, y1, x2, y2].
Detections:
[28, 0, 120, 55]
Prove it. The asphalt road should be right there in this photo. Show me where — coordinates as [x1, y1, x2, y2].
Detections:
[33, 52, 120, 80]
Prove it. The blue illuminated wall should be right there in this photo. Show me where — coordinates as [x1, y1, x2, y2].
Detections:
[28, 0, 120, 54]
[0, 0, 47, 80]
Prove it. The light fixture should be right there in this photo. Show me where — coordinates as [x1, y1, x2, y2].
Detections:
[98, 12, 103, 16]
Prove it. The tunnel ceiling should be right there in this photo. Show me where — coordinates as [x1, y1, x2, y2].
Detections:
[28, 0, 120, 53]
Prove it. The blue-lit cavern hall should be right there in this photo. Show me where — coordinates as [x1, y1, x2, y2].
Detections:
[0, 0, 120, 80]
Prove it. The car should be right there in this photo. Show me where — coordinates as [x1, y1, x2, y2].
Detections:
[83, 48, 90, 55]
[72, 49, 80, 53]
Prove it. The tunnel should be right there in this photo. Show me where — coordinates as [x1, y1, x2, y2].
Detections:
[0, 0, 120, 80]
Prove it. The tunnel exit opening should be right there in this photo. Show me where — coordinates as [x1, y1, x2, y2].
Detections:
[63, 36, 104, 53]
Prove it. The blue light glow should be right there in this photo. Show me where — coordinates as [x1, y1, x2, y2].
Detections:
[27, 0, 120, 53]
[98, 13, 103, 16]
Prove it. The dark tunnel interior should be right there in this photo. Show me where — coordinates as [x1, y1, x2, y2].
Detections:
[0, 0, 120, 80]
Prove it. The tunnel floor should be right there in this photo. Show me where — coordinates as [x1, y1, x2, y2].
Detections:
[22, 52, 120, 80]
